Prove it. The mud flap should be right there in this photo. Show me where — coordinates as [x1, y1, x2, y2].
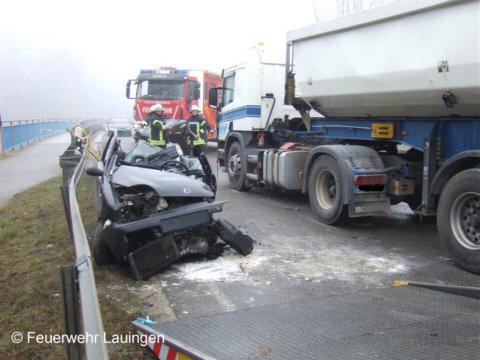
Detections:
[216, 218, 254, 256]
[128, 234, 180, 280]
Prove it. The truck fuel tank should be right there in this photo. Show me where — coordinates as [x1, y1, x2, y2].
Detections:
[263, 150, 309, 190]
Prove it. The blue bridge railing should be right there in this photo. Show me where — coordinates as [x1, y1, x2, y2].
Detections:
[0, 118, 105, 154]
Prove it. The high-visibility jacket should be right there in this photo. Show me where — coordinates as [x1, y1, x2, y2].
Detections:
[187, 115, 212, 145]
[149, 113, 168, 146]
[143, 114, 153, 126]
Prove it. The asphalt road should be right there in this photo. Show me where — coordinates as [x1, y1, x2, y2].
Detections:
[140, 140, 479, 320]
[3, 134, 477, 321]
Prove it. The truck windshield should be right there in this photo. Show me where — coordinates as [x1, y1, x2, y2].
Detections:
[136, 80, 184, 100]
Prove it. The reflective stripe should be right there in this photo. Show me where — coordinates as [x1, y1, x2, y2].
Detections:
[189, 121, 206, 145]
[149, 139, 166, 145]
[152, 119, 164, 128]
[149, 120, 166, 145]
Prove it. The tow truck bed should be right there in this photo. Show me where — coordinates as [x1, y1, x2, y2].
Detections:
[133, 284, 480, 360]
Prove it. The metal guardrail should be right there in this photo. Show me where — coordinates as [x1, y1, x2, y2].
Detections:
[59, 125, 109, 360]
[0, 117, 105, 154]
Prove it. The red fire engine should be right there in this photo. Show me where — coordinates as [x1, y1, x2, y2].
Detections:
[126, 67, 222, 140]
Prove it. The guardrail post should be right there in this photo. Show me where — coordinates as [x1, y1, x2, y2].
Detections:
[60, 185, 73, 237]
[59, 265, 82, 360]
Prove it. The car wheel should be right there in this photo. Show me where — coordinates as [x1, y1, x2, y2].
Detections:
[92, 219, 114, 266]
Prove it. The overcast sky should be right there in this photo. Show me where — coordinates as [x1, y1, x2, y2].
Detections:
[0, 0, 320, 121]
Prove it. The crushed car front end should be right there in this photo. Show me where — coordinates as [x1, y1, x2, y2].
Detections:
[88, 132, 253, 279]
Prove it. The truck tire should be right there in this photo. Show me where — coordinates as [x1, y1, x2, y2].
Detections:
[308, 155, 348, 225]
[437, 169, 480, 273]
[227, 142, 250, 192]
[92, 220, 114, 266]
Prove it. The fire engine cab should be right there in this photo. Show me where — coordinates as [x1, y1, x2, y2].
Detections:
[126, 67, 221, 139]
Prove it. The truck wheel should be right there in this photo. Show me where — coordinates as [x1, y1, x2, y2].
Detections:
[437, 169, 480, 273]
[308, 155, 348, 225]
[227, 142, 250, 192]
[92, 220, 114, 266]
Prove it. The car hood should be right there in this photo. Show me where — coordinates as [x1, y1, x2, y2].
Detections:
[111, 165, 214, 197]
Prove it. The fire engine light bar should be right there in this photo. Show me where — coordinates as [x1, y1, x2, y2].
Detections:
[140, 67, 184, 75]
[354, 174, 387, 186]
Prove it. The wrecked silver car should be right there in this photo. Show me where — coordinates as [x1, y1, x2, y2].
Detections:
[86, 121, 254, 280]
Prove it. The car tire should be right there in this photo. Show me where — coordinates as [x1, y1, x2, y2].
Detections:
[92, 219, 114, 266]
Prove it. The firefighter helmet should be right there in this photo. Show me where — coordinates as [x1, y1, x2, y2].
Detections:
[190, 105, 199, 113]
[150, 104, 164, 113]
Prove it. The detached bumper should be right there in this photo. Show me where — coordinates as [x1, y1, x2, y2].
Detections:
[102, 201, 227, 262]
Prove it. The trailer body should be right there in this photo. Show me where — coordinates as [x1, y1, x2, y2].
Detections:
[288, 0, 479, 118]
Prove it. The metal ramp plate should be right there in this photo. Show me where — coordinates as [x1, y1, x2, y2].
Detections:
[135, 285, 480, 360]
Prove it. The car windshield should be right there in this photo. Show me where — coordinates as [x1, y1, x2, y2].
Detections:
[110, 118, 130, 124]
[124, 140, 166, 163]
[122, 139, 204, 173]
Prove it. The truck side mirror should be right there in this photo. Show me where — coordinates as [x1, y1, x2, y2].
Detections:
[187, 81, 201, 101]
[194, 81, 201, 100]
[209, 88, 218, 109]
[126, 80, 131, 99]
[125, 80, 137, 99]
[194, 88, 201, 100]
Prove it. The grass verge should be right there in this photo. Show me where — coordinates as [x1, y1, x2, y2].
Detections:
[0, 173, 158, 359]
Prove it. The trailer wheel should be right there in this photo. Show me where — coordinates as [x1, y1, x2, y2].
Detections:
[227, 142, 250, 192]
[92, 220, 114, 266]
[308, 155, 348, 225]
[437, 169, 480, 273]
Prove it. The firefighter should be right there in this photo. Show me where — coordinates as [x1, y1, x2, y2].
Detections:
[186, 105, 214, 156]
[133, 105, 155, 143]
[147, 103, 171, 149]
[143, 104, 159, 126]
